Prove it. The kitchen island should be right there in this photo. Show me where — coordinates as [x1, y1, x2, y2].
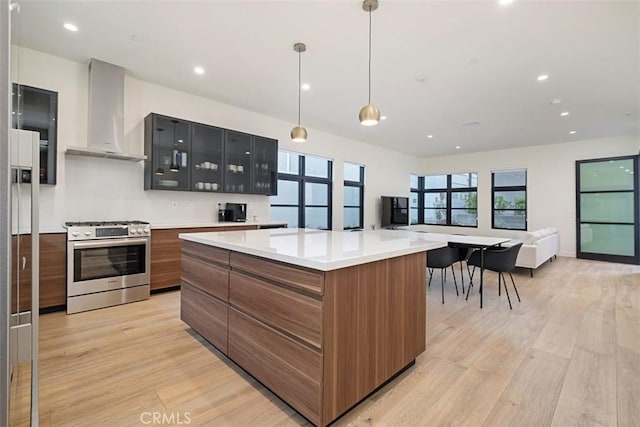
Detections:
[178, 228, 445, 426]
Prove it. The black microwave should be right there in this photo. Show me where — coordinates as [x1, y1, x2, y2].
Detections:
[221, 203, 247, 222]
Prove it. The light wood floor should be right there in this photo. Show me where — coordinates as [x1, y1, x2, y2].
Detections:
[18, 257, 640, 426]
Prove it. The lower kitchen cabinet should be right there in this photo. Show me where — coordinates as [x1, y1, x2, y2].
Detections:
[150, 225, 263, 291]
[180, 242, 426, 426]
[12, 232, 67, 311]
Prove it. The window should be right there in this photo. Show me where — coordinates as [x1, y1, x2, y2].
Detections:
[270, 151, 333, 229]
[410, 174, 421, 225]
[492, 169, 527, 230]
[423, 172, 477, 227]
[343, 162, 364, 229]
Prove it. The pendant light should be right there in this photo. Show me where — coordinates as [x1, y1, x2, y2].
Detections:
[359, 0, 381, 126]
[291, 42, 308, 143]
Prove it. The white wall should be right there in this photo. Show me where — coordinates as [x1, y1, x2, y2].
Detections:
[11, 46, 420, 231]
[417, 135, 639, 256]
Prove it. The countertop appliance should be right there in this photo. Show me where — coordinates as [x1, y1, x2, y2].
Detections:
[65, 220, 150, 314]
[219, 203, 247, 222]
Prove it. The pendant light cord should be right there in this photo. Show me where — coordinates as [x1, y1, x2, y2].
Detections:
[368, 6, 372, 105]
[298, 50, 302, 126]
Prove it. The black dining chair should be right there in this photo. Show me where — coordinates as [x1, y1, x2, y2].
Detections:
[466, 243, 523, 309]
[426, 246, 460, 304]
[456, 247, 473, 293]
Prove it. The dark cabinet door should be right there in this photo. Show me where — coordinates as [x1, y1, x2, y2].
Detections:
[192, 123, 224, 193]
[252, 136, 278, 195]
[12, 84, 58, 185]
[224, 131, 252, 193]
[150, 116, 190, 191]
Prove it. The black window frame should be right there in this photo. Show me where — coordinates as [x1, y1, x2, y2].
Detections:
[423, 173, 478, 228]
[492, 169, 527, 231]
[343, 162, 364, 230]
[410, 175, 424, 225]
[271, 152, 333, 230]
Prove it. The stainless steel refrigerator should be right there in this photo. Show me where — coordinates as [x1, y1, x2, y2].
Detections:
[6, 128, 39, 426]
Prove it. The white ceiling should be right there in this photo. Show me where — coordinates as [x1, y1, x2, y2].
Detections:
[10, 0, 640, 157]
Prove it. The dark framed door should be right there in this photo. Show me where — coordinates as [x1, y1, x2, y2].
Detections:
[576, 155, 639, 264]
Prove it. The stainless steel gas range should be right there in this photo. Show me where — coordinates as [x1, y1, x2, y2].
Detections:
[65, 221, 150, 314]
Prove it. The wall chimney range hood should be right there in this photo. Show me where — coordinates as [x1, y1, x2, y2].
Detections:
[65, 59, 146, 162]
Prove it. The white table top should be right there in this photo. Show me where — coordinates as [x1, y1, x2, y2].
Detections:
[179, 228, 447, 271]
[398, 226, 512, 247]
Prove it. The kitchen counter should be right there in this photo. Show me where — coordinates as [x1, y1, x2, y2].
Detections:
[151, 221, 287, 230]
[179, 228, 446, 271]
[180, 227, 440, 425]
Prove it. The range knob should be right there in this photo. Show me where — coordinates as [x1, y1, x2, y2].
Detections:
[84, 231, 92, 236]
[143, 229, 149, 234]
[131, 229, 139, 235]
[71, 232, 80, 237]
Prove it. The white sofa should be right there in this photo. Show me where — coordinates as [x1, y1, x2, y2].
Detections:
[505, 228, 560, 276]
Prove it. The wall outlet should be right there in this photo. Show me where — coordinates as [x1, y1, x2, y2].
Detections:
[172, 201, 178, 209]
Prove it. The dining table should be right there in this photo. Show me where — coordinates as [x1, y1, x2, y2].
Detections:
[399, 228, 512, 308]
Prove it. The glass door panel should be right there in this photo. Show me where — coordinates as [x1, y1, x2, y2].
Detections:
[577, 155, 639, 264]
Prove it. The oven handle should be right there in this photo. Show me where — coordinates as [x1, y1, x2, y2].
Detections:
[71, 238, 149, 249]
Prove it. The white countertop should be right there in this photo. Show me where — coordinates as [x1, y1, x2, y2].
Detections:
[179, 228, 447, 271]
[151, 221, 287, 230]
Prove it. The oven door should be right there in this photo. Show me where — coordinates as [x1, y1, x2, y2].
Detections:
[67, 238, 150, 296]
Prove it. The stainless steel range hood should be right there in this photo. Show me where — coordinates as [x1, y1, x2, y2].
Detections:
[65, 59, 146, 162]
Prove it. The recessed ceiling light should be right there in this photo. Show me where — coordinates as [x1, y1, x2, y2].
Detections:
[301, 83, 310, 91]
[620, 166, 625, 169]
[455, 146, 461, 150]
[537, 74, 549, 81]
[560, 112, 569, 116]
[427, 134, 434, 139]
[380, 116, 387, 120]
[625, 169, 630, 172]
[63, 23, 78, 32]
[194, 66, 205, 75]
[551, 98, 562, 105]
[569, 130, 577, 134]
[499, 0, 514, 5]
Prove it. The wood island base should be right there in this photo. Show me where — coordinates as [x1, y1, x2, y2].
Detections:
[180, 240, 427, 426]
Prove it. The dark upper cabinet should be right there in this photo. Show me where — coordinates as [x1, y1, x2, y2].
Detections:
[192, 123, 224, 193]
[144, 114, 191, 191]
[223, 130, 252, 193]
[252, 136, 278, 195]
[144, 113, 277, 195]
[12, 84, 58, 185]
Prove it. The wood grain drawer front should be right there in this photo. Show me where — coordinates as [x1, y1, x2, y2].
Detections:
[228, 308, 321, 425]
[182, 255, 229, 302]
[182, 240, 230, 266]
[181, 284, 228, 354]
[229, 271, 322, 350]
[230, 252, 324, 296]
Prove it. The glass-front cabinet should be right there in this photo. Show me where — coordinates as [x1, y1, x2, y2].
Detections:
[145, 114, 190, 191]
[11, 84, 58, 185]
[191, 123, 224, 193]
[252, 136, 277, 195]
[224, 131, 252, 193]
[144, 113, 278, 195]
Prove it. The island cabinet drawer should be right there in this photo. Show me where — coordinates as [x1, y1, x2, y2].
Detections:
[181, 284, 229, 354]
[228, 308, 321, 425]
[230, 252, 324, 296]
[182, 241, 230, 267]
[181, 255, 229, 302]
[229, 271, 322, 350]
